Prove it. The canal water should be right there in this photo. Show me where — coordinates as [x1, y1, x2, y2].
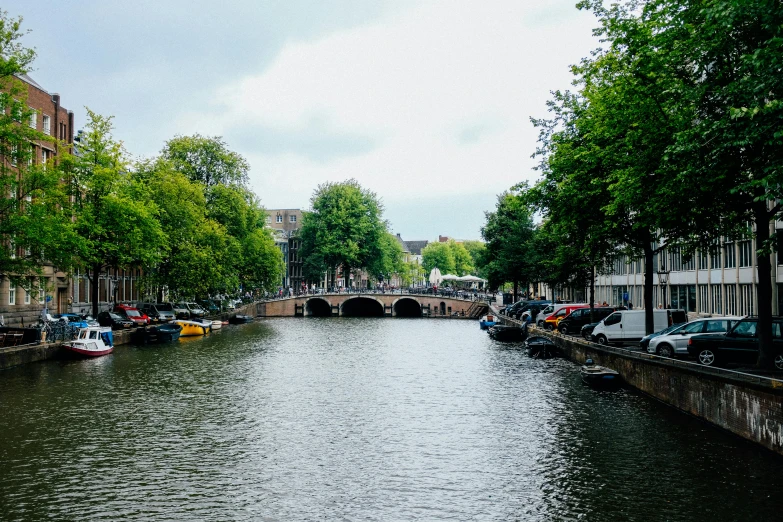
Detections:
[1, 318, 781, 521]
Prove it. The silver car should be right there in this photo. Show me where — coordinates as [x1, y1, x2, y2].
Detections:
[647, 316, 742, 357]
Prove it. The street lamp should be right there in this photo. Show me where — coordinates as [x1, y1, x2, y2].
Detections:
[657, 261, 670, 308]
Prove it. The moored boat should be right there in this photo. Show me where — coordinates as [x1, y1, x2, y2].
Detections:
[228, 314, 253, 324]
[488, 325, 525, 342]
[580, 359, 621, 388]
[175, 319, 210, 337]
[211, 320, 223, 330]
[479, 314, 497, 330]
[133, 323, 183, 344]
[62, 326, 114, 357]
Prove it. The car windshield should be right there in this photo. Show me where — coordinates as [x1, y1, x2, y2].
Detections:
[109, 313, 123, 320]
[156, 304, 173, 311]
[125, 310, 140, 317]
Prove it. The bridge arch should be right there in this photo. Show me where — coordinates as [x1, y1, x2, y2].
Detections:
[305, 297, 332, 317]
[340, 296, 385, 317]
[392, 297, 422, 317]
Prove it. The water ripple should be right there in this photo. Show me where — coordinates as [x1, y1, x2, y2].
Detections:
[1, 318, 782, 520]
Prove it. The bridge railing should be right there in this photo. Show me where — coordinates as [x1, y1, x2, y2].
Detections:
[257, 289, 496, 303]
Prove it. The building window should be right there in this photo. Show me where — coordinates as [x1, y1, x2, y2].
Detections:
[725, 284, 737, 315]
[24, 278, 31, 304]
[738, 240, 753, 267]
[711, 285, 722, 314]
[276, 214, 283, 223]
[698, 250, 708, 270]
[29, 110, 37, 129]
[699, 284, 709, 313]
[41, 148, 49, 168]
[724, 241, 736, 268]
[289, 215, 297, 223]
[739, 284, 754, 315]
[42, 114, 50, 135]
[710, 241, 721, 269]
[10, 145, 17, 167]
[265, 215, 271, 223]
[9, 285, 15, 305]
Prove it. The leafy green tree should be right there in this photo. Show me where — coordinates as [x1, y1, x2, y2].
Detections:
[462, 241, 486, 278]
[421, 241, 455, 277]
[63, 110, 165, 316]
[160, 134, 249, 188]
[480, 190, 537, 299]
[366, 232, 404, 284]
[449, 240, 474, 276]
[299, 179, 387, 286]
[0, 11, 80, 293]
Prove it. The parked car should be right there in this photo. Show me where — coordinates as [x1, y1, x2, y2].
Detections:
[647, 316, 741, 357]
[173, 303, 191, 319]
[687, 317, 783, 369]
[199, 299, 220, 315]
[97, 311, 134, 330]
[139, 302, 176, 323]
[184, 302, 206, 318]
[581, 322, 600, 340]
[535, 303, 583, 327]
[639, 323, 682, 351]
[113, 304, 150, 326]
[558, 307, 618, 336]
[591, 309, 687, 346]
[515, 301, 551, 321]
[544, 304, 590, 330]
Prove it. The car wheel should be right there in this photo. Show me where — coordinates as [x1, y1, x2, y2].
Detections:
[582, 331, 591, 340]
[559, 325, 568, 335]
[774, 354, 783, 371]
[537, 320, 544, 327]
[546, 324, 554, 331]
[596, 335, 608, 345]
[698, 349, 717, 366]
[658, 344, 674, 358]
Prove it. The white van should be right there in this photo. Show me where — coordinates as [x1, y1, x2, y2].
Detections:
[535, 303, 586, 327]
[592, 310, 682, 346]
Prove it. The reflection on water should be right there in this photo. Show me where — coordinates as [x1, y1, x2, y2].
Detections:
[1, 318, 781, 521]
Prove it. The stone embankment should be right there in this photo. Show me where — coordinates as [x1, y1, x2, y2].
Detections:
[493, 308, 783, 455]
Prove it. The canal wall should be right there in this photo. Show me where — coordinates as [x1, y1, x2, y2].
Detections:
[545, 329, 783, 455]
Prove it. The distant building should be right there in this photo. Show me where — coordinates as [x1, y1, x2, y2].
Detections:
[265, 209, 304, 291]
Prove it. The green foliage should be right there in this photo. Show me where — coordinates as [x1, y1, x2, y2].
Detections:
[462, 241, 486, 278]
[480, 190, 537, 291]
[64, 110, 166, 314]
[0, 11, 80, 291]
[366, 232, 404, 282]
[421, 242, 455, 276]
[161, 134, 249, 188]
[299, 179, 389, 284]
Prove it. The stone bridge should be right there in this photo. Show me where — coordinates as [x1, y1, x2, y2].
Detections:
[254, 293, 488, 318]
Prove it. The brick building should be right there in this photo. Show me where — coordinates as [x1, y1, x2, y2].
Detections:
[266, 209, 304, 292]
[0, 74, 74, 326]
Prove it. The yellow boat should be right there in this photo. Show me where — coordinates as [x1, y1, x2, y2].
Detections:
[175, 319, 210, 337]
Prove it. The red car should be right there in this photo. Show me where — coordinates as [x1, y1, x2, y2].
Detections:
[114, 304, 150, 326]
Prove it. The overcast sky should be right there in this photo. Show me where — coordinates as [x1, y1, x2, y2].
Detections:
[10, 0, 597, 241]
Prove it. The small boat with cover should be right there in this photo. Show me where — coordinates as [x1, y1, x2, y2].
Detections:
[580, 358, 621, 388]
[479, 314, 497, 330]
[228, 314, 253, 324]
[62, 326, 114, 357]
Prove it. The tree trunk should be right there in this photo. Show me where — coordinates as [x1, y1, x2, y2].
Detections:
[589, 265, 596, 322]
[643, 242, 655, 335]
[90, 263, 101, 318]
[513, 281, 518, 302]
[343, 265, 351, 290]
[754, 203, 773, 369]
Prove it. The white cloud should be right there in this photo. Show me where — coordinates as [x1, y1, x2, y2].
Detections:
[176, 0, 597, 235]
